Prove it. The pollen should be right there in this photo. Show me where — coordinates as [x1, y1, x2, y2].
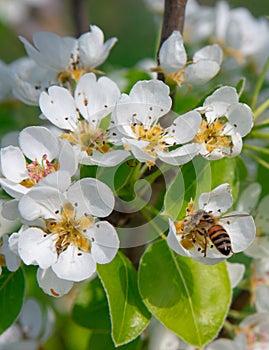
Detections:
[131, 122, 169, 162]
[45, 202, 95, 254]
[61, 120, 112, 156]
[20, 154, 59, 188]
[194, 119, 231, 153]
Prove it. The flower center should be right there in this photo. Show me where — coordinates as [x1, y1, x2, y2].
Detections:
[45, 202, 94, 254]
[194, 120, 231, 152]
[62, 120, 112, 156]
[20, 154, 59, 188]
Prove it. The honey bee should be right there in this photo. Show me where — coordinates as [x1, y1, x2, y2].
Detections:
[175, 201, 248, 257]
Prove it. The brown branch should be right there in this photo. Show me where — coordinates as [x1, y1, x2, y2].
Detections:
[71, 0, 90, 37]
[157, 0, 188, 81]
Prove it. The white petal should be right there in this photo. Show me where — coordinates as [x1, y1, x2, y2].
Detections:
[184, 60, 220, 84]
[19, 126, 59, 161]
[0, 235, 20, 272]
[167, 219, 192, 257]
[115, 80, 172, 128]
[37, 267, 73, 297]
[168, 111, 202, 143]
[256, 195, 269, 234]
[20, 32, 77, 71]
[75, 73, 120, 125]
[18, 227, 57, 269]
[0, 199, 20, 234]
[236, 182, 261, 213]
[198, 183, 233, 215]
[19, 298, 42, 338]
[18, 186, 66, 221]
[78, 25, 117, 69]
[39, 86, 79, 131]
[204, 86, 238, 121]
[1, 146, 28, 182]
[226, 103, 253, 137]
[79, 149, 129, 167]
[244, 237, 269, 259]
[255, 286, 269, 313]
[192, 44, 223, 65]
[52, 245, 96, 282]
[220, 211, 256, 253]
[226, 262, 245, 288]
[57, 138, 78, 176]
[158, 143, 201, 165]
[90, 221, 119, 264]
[36, 170, 71, 193]
[67, 178, 115, 217]
[159, 31, 187, 73]
[0, 178, 28, 198]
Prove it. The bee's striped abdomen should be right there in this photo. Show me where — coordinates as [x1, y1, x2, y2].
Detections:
[208, 224, 232, 256]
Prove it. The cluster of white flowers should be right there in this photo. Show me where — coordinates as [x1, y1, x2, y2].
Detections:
[0, 16, 257, 301]
[146, 0, 269, 72]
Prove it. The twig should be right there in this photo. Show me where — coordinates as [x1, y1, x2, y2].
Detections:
[71, 0, 89, 37]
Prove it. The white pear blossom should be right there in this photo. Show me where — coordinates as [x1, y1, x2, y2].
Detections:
[194, 86, 253, 159]
[167, 183, 256, 264]
[9, 57, 56, 106]
[250, 258, 269, 312]
[0, 126, 78, 199]
[0, 297, 54, 350]
[158, 30, 223, 86]
[39, 72, 129, 167]
[19, 25, 117, 83]
[214, 2, 269, 65]
[236, 183, 269, 259]
[11, 172, 119, 286]
[114, 79, 201, 167]
[209, 314, 269, 350]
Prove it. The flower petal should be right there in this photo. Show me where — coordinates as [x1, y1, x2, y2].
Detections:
[52, 245, 96, 282]
[37, 267, 73, 297]
[115, 80, 172, 129]
[18, 227, 57, 269]
[226, 103, 253, 137]
[19, 126, 59, 161]
[168, 111, 202, 143]
[90, 221, 119, 264]
[157, 143, 201, 165]
[67, 178, 115, 217]
[79, 149, 129, 167]
[18, 186, 66, 221]
[1, 146, 28, 182]
[203, 86, 238, 121]
[198, 183, 233, 215]
[220, 211, 256, 253]
[78, 25, 117, 69]
[159, 31, 187, 73]
[75, 73, 120, 125]
[226, 262, 245, 288]
[39, 86, 79, 131]
[184, 60, 220, 84]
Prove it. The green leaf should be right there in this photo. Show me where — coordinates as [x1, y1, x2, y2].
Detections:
[210, 157, 239, 200]
[163, 157, 211, 220]
[86, 331, 142, 350]
[72, 276, 110, 331]
[0, 267, 25, 334]
[138, 240, 232, 348]
[97, 252, 151, 346]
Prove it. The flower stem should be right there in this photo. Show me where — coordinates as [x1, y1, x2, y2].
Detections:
[251, 57, 269, 111]
[254, 99, 269, 121]
[244, 143, 269, 156]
